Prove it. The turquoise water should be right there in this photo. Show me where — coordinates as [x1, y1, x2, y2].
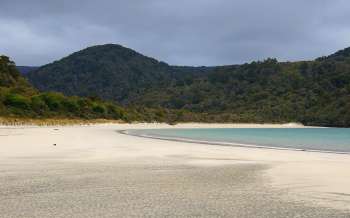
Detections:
[128, 128, 350, 153]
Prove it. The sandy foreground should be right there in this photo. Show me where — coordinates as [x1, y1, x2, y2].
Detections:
[1, 123, 350, 217]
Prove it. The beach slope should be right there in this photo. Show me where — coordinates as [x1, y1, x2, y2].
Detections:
[1, 124, 349, 217]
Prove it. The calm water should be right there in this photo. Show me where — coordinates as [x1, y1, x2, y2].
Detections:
[128, 128, 350, 153]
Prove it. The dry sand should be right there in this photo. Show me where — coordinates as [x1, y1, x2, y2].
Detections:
[0, 123, 350, 217]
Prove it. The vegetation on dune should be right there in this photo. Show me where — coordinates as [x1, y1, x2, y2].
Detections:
[25, 45, 350, 127]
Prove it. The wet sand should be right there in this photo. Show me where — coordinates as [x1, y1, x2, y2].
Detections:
[0, 124, 350, 217]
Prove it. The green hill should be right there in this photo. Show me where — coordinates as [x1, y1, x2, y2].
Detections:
[0, 56, 35, 92]
[26, 45, 350, 127]
[26, 44, 175, 104]
[0, 55, 130, 121]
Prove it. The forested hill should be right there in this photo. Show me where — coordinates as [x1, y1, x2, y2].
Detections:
[0, 55, 132, 121]
[0, 56, 36, 94]
[27, 44, 175, 104]
[26, 44, 350, 127]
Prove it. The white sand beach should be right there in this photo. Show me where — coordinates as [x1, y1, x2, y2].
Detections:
[1, 123, 350, 217]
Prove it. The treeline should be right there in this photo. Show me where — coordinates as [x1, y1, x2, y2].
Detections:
[0, 91, 131, 120]
[0, 87, 218, 124]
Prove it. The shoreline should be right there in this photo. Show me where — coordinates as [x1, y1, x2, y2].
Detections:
[119, 129, 350, 155]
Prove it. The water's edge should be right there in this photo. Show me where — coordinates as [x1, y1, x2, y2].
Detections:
[118, 130, 350, 155]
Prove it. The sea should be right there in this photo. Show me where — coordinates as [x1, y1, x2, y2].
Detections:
[127, 128, 350, 153]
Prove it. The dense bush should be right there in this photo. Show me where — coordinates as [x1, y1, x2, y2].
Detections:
[92, 103, 106, 114]
[0, 89, 142, 120]
[30, 95, 49, 114]
[4, 93, 30, 110]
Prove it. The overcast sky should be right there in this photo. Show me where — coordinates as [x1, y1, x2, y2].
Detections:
[1, 0, 350, 66]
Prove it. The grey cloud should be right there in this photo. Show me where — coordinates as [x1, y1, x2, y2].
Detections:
[0, 0, 350, 66]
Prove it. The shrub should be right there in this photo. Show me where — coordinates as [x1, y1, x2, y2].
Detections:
[92, 103, 106, 114]
[4, 93, 30, 110]
[62, 97, 79, 113]
[31, 95, 49, 114]
[106, 104, 126, 119]
[41, 92, 64, 111]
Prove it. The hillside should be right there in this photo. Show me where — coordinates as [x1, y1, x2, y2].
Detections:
[0, 55, 130, 121]
[27, 44, 175, 104]
[26, 45, 350, 127]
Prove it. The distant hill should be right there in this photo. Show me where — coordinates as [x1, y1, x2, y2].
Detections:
[26, 44, 176, 104]
[26, 44, 350, 127]
[16, 66, 39, 74]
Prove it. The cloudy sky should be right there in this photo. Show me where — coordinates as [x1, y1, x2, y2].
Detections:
[1, 0, 350, 66]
